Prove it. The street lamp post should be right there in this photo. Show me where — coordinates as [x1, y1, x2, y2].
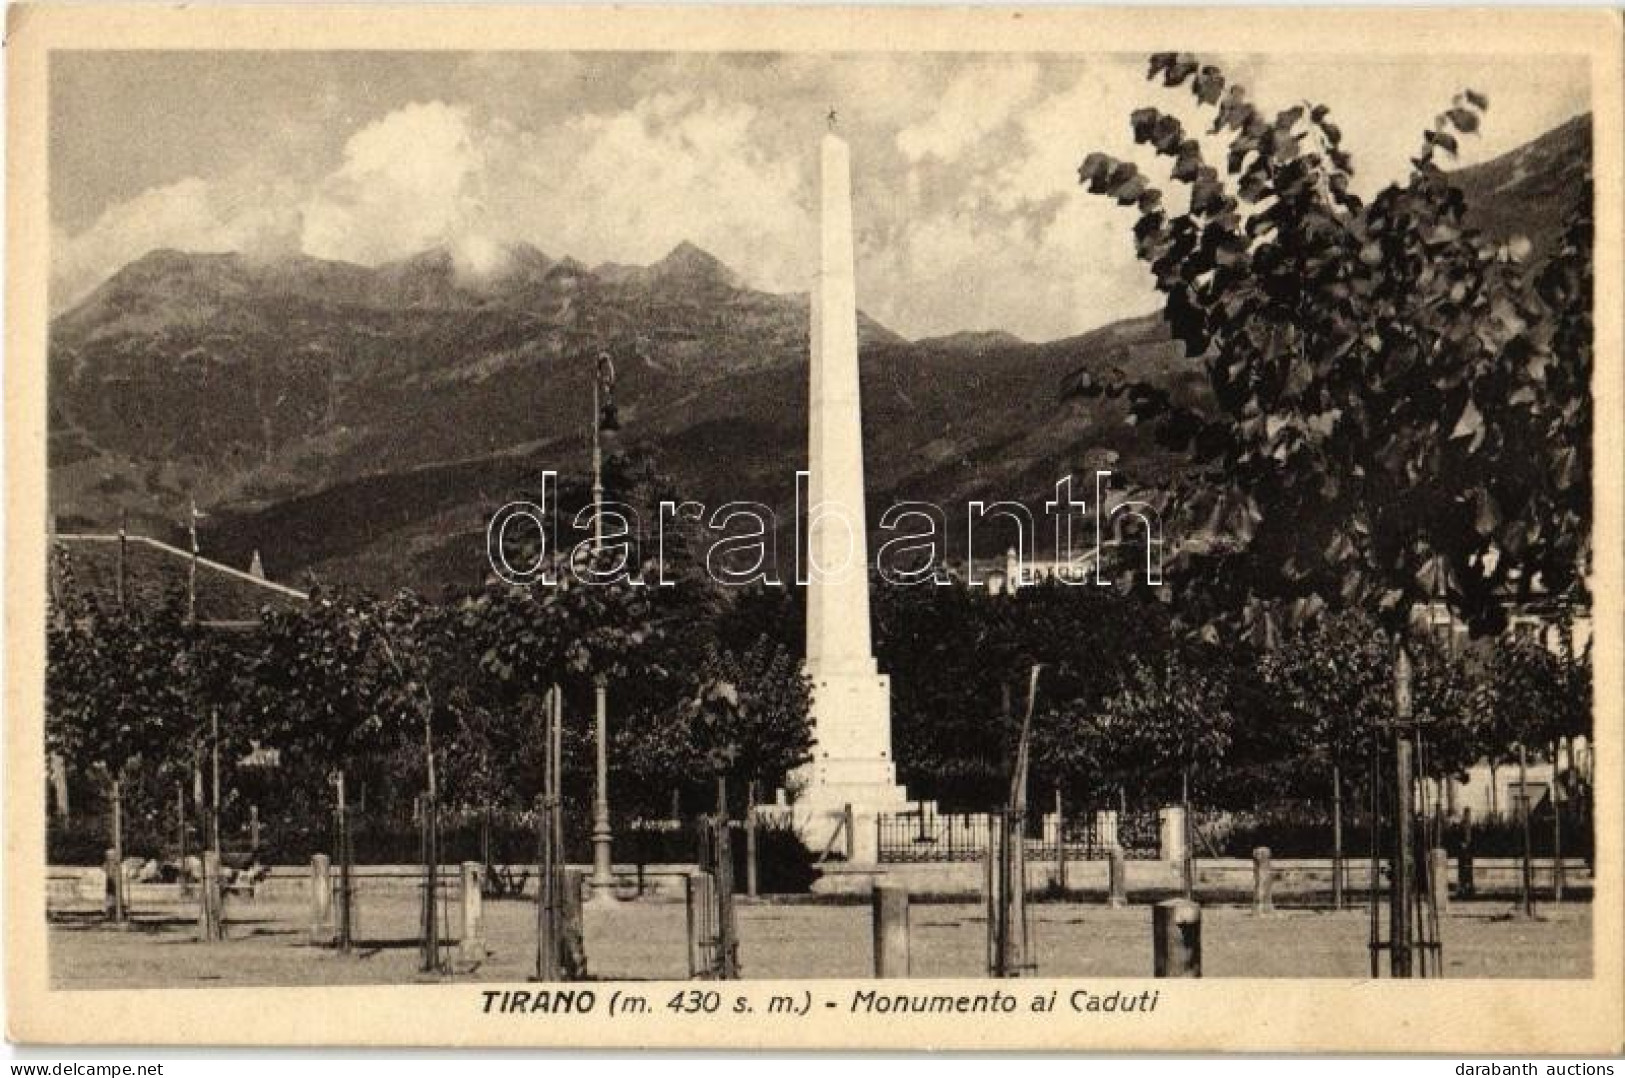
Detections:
[588, 355, 616, 903]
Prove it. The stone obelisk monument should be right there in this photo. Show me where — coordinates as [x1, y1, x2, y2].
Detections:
[796, 122, 908, 862]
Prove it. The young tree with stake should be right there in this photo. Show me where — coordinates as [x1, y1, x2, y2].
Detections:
[251, 587, 407, 951]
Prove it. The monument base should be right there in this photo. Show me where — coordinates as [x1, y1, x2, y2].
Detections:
[791, 667, 908, 864]
[791, 788, 909, 865]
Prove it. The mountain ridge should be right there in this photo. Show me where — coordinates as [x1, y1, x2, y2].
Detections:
[48, 113, 1591, 590]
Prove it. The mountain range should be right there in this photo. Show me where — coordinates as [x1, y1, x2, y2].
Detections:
[48, 113, 1592, 591]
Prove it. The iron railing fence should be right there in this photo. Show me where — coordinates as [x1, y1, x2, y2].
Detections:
[876, 806, 1164, 863]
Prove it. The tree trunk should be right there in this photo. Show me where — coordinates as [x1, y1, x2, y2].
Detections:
[746, 780, 759, 900]
[1332, 763, 1345, 911]
[175, 781, 188, 888]
[1053, 786, 1066, 896]
[421, 792, 440, 972]
[1391, 733, 1414, 977]
[1390, 643, 1415, 978]
[210, 709, 222, 858]
[1552, 738, 1564, 903]
[1181, 767, 1194, 901]
[481, 810, 492, 874]
[421, 693, 440, 974]
[336, 769, 352, 952]
[536, 688, 559, 981]
[1517, 745, 1535, 918]
[108, 777, 127, 925]
[1367, 738, 1382, 979]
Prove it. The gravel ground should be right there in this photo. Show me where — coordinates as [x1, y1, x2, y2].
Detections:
[48, 896, 1592, 989]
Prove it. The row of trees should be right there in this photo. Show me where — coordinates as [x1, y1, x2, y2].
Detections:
[881, 583, 1590, 813]
[47, 550, 1591, 866]
[45, 546, 813, 867]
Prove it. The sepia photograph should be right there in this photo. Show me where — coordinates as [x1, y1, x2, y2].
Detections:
[4, 3, 1622, 1054]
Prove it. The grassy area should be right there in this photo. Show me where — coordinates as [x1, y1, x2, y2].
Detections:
[49, 895, 1592, 989]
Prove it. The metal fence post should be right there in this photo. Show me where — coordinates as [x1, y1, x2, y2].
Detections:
[1055, 790, 1067, 895]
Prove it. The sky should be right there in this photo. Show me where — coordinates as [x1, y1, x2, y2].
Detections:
[50, 51, 1590, 341]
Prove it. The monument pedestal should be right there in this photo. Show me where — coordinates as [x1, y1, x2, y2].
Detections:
[793, 666, 908, 864]
[792, 793, 909, 865]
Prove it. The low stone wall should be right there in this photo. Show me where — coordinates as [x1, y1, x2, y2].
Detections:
[811, 856, 1594, 899]
[48, 862, 698, 908]
[49, 856, 1593, 909]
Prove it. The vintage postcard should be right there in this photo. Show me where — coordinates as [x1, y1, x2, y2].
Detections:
[5, 2, 1622, 1052]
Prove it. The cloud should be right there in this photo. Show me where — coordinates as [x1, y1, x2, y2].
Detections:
[859, 181, 1157, 342]
[51, 175, 300, 310]
[49, 101, 499, 309]
[299, 101, 488, 265]
[860, 60, 1164, 340]
[895, 61, 1040, 164]
[52, 91, 817, 307]
[858, 53, 1588, 339]
[50, 54, 1589, 338]
[503, 91, 813, 291]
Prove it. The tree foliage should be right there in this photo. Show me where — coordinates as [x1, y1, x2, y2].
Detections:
[1089, 642, 1236, 806]
[1072, 55, 1593, 640]
[1473, 625, 1593, 765]
[1256, 610, 1481, 786]
[46, 583, 193, 789]
[875, 579, 1170, 808]
[250, 586, 416, 773]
